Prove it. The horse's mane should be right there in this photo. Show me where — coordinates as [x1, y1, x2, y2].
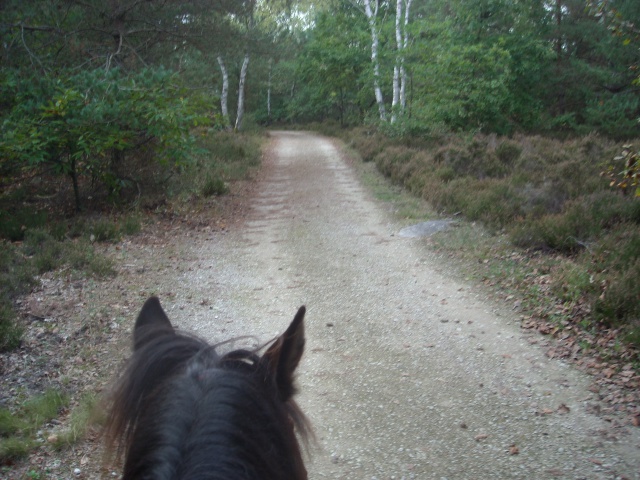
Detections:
[105, 320, 310, 480]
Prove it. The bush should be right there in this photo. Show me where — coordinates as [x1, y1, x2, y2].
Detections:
[0, 68, 207, 211]
[0, 208, 47, 241]
[89, 219, 120, 243]
[202, 175, 229, 197]
[591, 225, 640, 329]
[348, 127, 387, 162]
[0, 389, 69, 462]
[0, 301, 22, 351]
[511, 191, 640, 252]
[495, 141, 522, 165]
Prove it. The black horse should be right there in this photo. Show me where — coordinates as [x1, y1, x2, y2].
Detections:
[105, 297, 310, 480]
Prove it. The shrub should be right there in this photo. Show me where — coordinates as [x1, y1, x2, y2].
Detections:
[0, 389, 69, 462]
[595, 256, 640, 327]
[0, 301, 22, 351]
[202, 175, 229, 197]
[495, 141, 522, 165]
[0, 68, 206, 211]
[0, 208, 47, 241]
[89, 218, 120, 242]
[348, 127, 387, 162]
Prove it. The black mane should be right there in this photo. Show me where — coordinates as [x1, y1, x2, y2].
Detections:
[105, 297, 309, 480]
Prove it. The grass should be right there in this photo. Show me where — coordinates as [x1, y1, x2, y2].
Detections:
[0, 226, 119, 351]
[0, 389, 69, 462]
[51, 393, 103, 449]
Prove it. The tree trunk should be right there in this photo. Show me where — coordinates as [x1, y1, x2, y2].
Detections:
[267, 58, 272, 124]
[235, 53, 250, 131]
[363, 0, 386, 122]
[391, 0, 402, 123]
[69, 156, 81, 212]
[217, 56, 231, 129]
[400, 0, 412, 110]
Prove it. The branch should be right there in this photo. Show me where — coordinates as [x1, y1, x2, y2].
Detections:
[20, 24, 47, 74]
[2, 23, 62, 33]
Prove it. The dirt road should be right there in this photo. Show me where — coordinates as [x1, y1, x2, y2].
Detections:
[155, 131, 639, 479]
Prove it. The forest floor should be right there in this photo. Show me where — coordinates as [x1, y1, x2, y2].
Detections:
[2, 131, 640, 479]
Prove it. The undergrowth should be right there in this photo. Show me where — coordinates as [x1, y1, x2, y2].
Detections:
[0, 389, 69, 462]
[0, 130, 262, 352]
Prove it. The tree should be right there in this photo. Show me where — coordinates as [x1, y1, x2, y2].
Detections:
[287, 5, 369, 125]
[392, 0, 413, 122]
[361, 0, 387, 121]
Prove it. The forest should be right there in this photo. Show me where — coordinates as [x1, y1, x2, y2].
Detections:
[1, 0, 640, 473]
[1, 2, 640, 356]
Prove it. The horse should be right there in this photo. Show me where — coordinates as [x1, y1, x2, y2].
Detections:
[104, 296, 310, 480]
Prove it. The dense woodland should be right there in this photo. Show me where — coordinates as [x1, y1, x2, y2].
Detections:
[2, 0, 639, 152]
[0, 1, 639, 347]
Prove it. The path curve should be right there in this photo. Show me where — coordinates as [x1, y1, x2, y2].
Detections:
[170, 131, 640, 479]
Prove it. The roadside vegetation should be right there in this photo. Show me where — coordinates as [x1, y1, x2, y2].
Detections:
[332, 125, 640, 366]
[0, 129, 262, 471]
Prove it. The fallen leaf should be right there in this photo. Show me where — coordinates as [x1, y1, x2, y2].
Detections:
[509, 444, 519, 455]
[557, 404, 571, 414]
[475, 433, 489, 441]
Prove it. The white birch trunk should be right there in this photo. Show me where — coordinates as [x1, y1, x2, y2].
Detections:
[363, 0, 386, 122]
[235, 53, 250, 132]
[391, 0, 402, 123]
[267, 58, 272, 124]
[400, 0, 412, 110]
[217, 56, 231, 129]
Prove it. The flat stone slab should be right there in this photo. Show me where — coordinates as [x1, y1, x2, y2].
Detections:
[398, 220, 455, 238]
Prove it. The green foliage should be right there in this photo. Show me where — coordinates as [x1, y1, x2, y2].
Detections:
[0, 208, 48, 242]
[88, 219, 121, 243]
[0, 389, 69, 462]
[411, 36, 515, 133]
[602, 144, 640, 197]
[202, 176, 229, 197]
[287, 5, 369, 126]
[0, 301, 23, 352]
[51, 393, 103, 449]
[285, 0, 639, 138]
[592, 226, 640, 327]
[0, 68, 208, 210]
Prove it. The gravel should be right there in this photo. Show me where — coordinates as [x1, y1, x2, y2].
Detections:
[144, 131, 640, 479]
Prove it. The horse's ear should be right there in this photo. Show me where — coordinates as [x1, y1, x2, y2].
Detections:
[133, 296, 174, 350]
[263, 306, 306, 401]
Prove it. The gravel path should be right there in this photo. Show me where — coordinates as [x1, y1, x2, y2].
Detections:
[160, 131, 640, 479]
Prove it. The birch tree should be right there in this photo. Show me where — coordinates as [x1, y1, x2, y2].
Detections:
[399, 0, 412, 113]
[235, 53, 251, 131]
[392, 0, 412, 123]
[217, 56, 231, 129]
[362, 0, 387, 121]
